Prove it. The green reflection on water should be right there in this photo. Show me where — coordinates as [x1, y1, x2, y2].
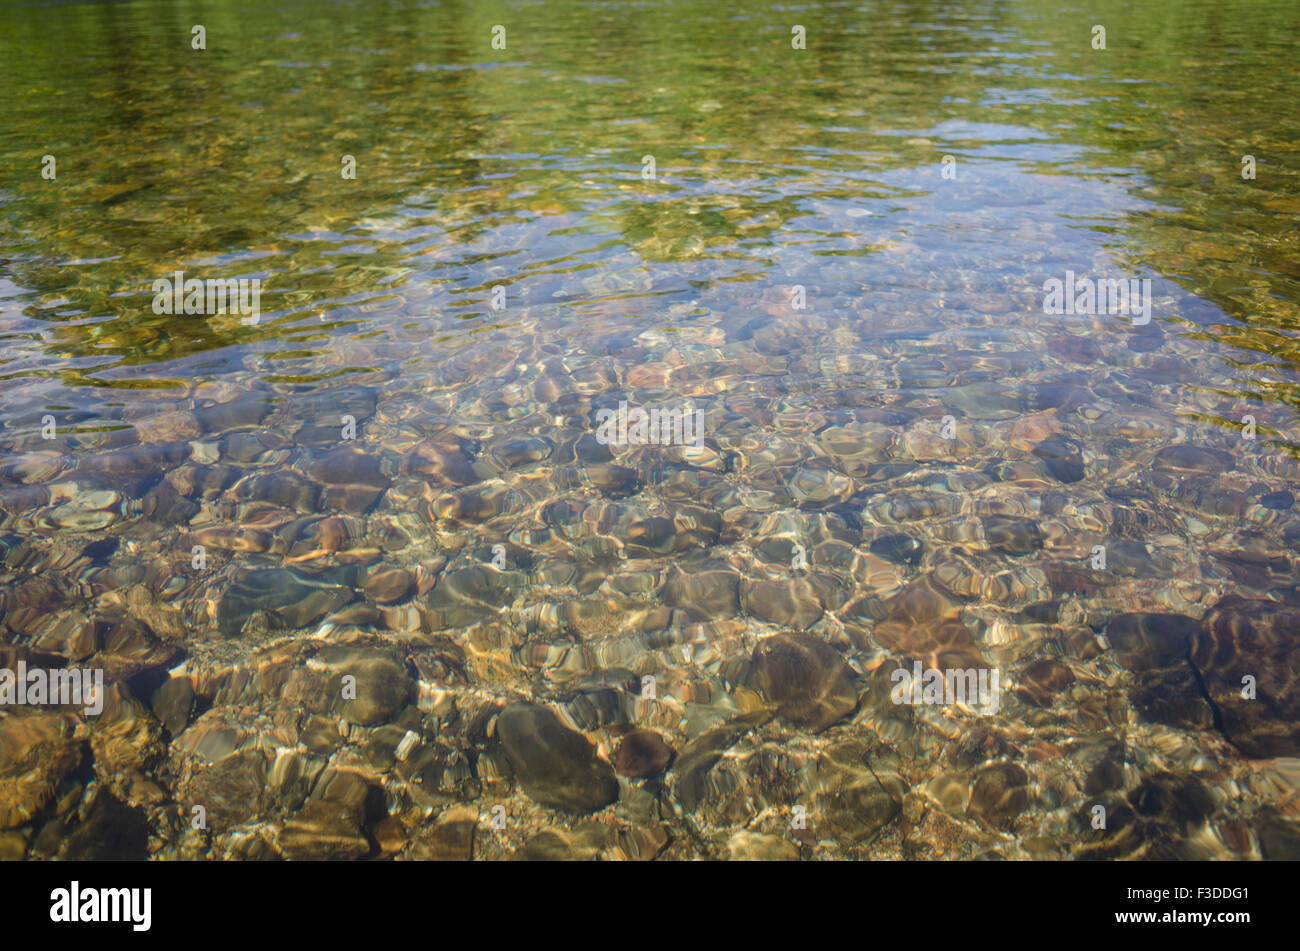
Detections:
[0, 0, 1296, 416]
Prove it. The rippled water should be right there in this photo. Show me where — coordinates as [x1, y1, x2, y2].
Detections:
[1, 0, 1299, 860]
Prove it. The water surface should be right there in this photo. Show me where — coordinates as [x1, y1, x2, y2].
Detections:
[1, 0, 1298, 860]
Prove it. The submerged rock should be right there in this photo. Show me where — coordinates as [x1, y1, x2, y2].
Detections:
[604, 822, 669, 861]
[511, 824, 606, 860]
[753, 635, 858, 733]
[216, 567, 355, 637]
[0, 712, 84, 830]
[179, 744, 270, 829]
[68, 444, 188, 495]
[277, 802, 370, 861]
[614, 729, 675, 778]
[1259, 490, 1294, 511]
[151, 677, 195, 737]
[662, 567, 741, 622]
[1032, 435, 1084, 483]
[402, 436, 478, 487]
[1047, 334, 1101, 364]
[967, 762, 1030, 828]
[408, 806, 476, 860]
[423, 566, 518, 629]
[307, 447, 391, 514]
[671, 711, 772, 813]
[1076, 769, 1216, 861]
[490, 435, 553, 470]
[1017, 659, 1075, 708]
[1104, 613, 1199, 671]
[363, 566, 414, 604]
[58, 792, 151, 861]
[807, 741, 905, 845]
[587, 464, 641, 499]
[980, 515, 1043, 555]
[742, 578, 824, 629]
[318, 646, 414, 727]
[726, 830, 799, 861]
[869, 533, 924, 567]
[1191, 596, 1300, 757]
[1153, 444, 1233, 475]
[496, 703, 618, 814]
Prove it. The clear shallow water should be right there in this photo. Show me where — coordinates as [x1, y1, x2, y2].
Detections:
[0, 0, 1298, 860]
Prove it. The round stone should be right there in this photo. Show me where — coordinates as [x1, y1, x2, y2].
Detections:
[1032, 436, 1084, 483]
[364, 567, 415, 604]
[753, 635, 858, 733]
[496, 703, 619, 814]
[968, 762, 1030, 827]
[869, 533, 924, 567]
[1260, 490, 1294, 510]
[614, 729, 675, 778]
[1153, 444, 1233, 475]
[491, 435, 553, 470]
